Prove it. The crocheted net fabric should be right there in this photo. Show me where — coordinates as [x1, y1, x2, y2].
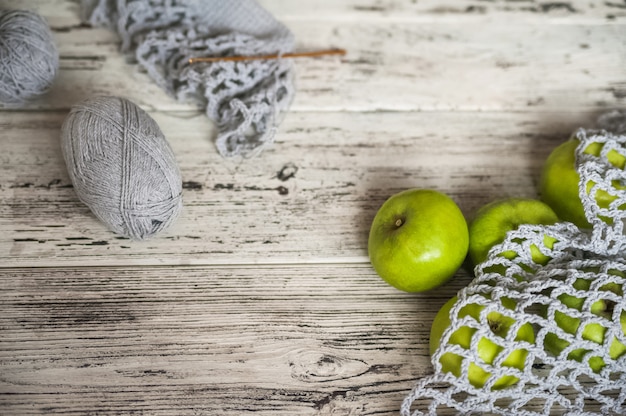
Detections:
[402, 125, 626, 415]
[82, 0, 295, 158]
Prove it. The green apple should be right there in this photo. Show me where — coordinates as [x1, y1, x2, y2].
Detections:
[539, 137, 626, 229]
[468, 198, 559, 268]
[430, 296, 535, 389]
[368, 189, 468, 292]
[543, 273, 626, 373]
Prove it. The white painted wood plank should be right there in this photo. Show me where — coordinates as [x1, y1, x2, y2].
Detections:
[8, 0, 626, 25]
[291, 20, 625, 112]
[0, 110, 598, 267]
[265, 0, 626, 22]
[0, 2, 621, 415]
[0, 264, 472, 416]
[0, 5, 623, 112]
[0, 265, 604, 415]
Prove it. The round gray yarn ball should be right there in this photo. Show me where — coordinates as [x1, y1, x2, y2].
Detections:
[0, 10, 59, 104]
[61, 96, 183, 240]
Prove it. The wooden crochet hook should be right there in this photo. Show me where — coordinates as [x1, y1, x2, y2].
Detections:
[188, 48, 346, 64]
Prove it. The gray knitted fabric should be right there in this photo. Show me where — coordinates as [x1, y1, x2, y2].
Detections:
[402, 126, 626, 415]
[81, 0, 295, 158]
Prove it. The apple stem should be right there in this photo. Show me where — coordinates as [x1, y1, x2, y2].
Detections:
[395, 218, 403, 227]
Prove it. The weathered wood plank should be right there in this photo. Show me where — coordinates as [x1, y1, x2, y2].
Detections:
[267, 0, 626, 22]
[0, 110, 598, 267]
[9, 0, 626, 25]
[0, 264, 472, 415]
[0, 5, 623, 112]
[1, 2, 622, 416]
[290, 21, 625, 112]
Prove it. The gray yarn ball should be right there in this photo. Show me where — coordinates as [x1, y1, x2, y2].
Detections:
[61, 96, 183, 240]
[0, 10, 59, 104]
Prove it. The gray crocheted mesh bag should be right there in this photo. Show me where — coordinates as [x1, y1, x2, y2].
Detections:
[402, 119, 626, 415]
[82, 0, 295, 158]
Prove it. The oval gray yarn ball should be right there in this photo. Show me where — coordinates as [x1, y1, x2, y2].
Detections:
[61, 96, 183, 240]
[0, 10, 59, 104]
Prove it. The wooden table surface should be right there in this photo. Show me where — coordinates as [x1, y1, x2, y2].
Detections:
[1, 1, 625, 415]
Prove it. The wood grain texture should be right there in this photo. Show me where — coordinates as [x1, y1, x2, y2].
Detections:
[0, 110, 599, 267]
[1, 0, 625, 415]
[10, 0, 626, 24]
[1, 1, 625, 112]
[0, 265, 472, 416]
